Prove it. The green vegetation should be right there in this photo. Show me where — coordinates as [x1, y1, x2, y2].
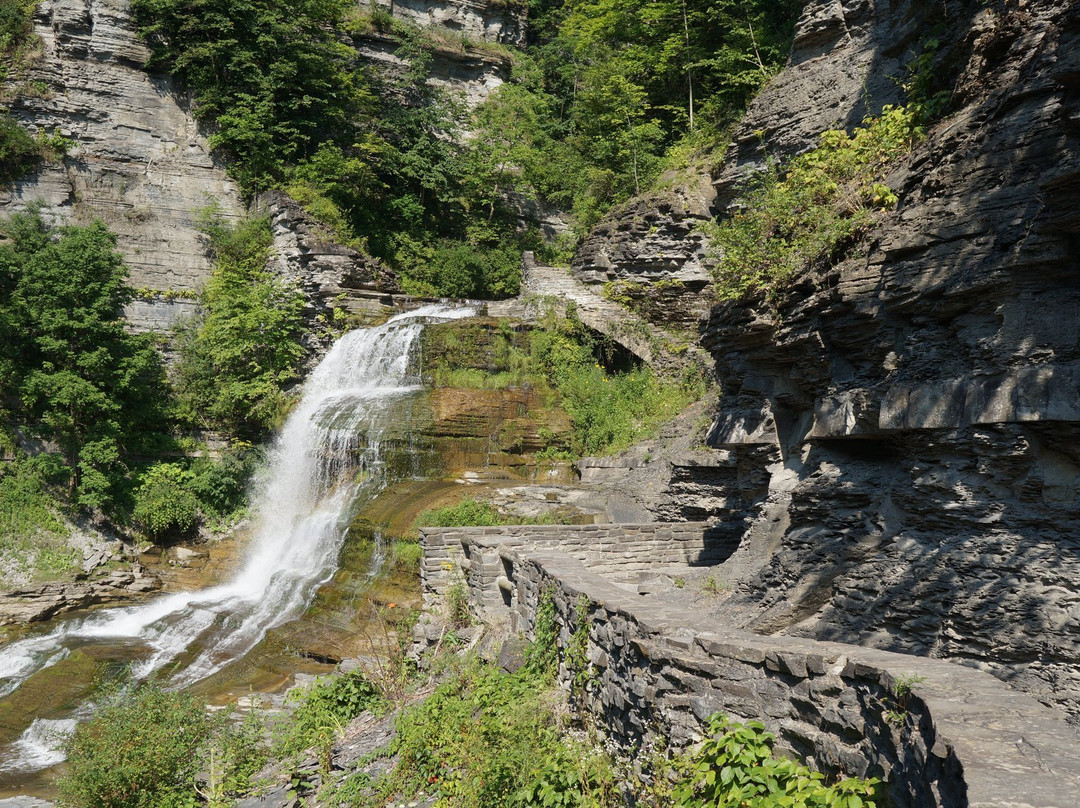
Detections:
[0, 208, 167, 511]
[416, 497, 564, 530]
[60, 680, 270, 808]
[706, 105, 924, 303]
[0, 454, 79, 581]
[54, 602, 883, 808]
[0, 0, 37, 84]
[672, 715, 881, 807]
[128, 0, 803, 293]
[427, 312, 701, 457]
[884, 673, 926, 725]
[130, 0, 537, 298]
[61, 683, 217, 808]
[334, 658, 618, 807]
[172, 208, 306, 437]
[275, 669, 384, 767]
[0, 113, 39, 184]
[495, 0, 802, 234]
[0, 208, 257, 543]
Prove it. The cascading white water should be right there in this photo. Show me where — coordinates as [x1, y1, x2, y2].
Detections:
[0, 303, 473, 772]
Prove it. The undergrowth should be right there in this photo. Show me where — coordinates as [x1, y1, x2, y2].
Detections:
[426, 310, 702, 457]
[706, 105, 924, 304]
[0, 455, 78, 582]
[415, 497, 563, 530]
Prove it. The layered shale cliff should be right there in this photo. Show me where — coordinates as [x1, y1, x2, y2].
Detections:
[0, 0, 522, 333]
[0, 0, 243, 332]
[583, 0, 1080, 724]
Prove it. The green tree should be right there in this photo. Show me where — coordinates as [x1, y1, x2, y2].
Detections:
[174, 211, 306, 436]
[0, 210, 165, 509]
[133, 0, 378, 191]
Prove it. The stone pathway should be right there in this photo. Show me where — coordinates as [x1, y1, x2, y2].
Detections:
[488, 254, 712, 378]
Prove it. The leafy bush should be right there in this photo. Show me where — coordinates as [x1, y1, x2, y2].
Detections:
[186, 451, 253, 517]
[672, 715, 881, 808]
[60, 683, 214, 808]
[556, 364, 692, 456]
[173, 209, 306, 437]
[199, 705, 269, 805]
[707, 105, 923, 303]
[0, 455, 79, 582]
[445, 579, 471, 628]
[275, 669, 383, 764]
[131, 463, 199, 540]
[388, 662, 573, 807]
[0, 456, 68, 542]
[0, 113, 39, 183]
[398, 239, 522, 299]
[0, 0, 36, 82]
[390, 539, 423, 569]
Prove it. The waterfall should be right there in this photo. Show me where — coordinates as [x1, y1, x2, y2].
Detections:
[0, 303, 473, 772]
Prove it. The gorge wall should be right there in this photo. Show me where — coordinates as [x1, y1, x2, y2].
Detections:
[0, 0, 243, 332]
[578, 0, 1080, 726]
[0, 0, 520, 333]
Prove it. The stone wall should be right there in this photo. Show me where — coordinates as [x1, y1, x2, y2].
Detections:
[420, 523, 1080, 808]
[420, 521, 726, 608]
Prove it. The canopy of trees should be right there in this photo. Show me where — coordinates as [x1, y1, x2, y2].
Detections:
[131, 0, 803, 292]
[0, 208, 166, 509]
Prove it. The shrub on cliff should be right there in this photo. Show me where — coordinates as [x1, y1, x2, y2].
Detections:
[0, 114, 39, 184]
[173, 209, 306, 437]
[706, 105, 923, 304]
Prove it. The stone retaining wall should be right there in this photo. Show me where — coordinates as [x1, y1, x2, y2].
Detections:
[420, 522, 730, 609]
[420, 523, 1080, 808]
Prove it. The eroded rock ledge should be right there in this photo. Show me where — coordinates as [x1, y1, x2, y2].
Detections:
[421, 523, 1080, 808]
[0, 563, 161, 626]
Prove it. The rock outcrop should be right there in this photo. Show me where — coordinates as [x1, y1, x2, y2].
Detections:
[355, 29, 511, 109]
[0, 0, 244, 332]
[0, 563, 161, 626]
[571, 170, 718, 331]
[578, 0, 1080, 724]
[378, 0, 526, 48]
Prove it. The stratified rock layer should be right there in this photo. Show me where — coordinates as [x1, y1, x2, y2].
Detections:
[0, 0, 244, 332]
[697, 0, 1080, 722]
[582, 0, 1080, 724]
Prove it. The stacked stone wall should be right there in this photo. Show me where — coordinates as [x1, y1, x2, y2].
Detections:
[420, 523, 1080, 808]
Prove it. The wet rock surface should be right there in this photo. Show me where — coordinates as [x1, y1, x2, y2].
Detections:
[0, 564, 161, 626]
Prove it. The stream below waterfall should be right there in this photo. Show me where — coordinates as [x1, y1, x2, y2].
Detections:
[0, 304, 474, 793]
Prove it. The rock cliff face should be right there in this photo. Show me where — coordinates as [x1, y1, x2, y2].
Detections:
[0, 0, 517, 336]
[0, 0, 244, 332]
[379, 0, 526, 47]
[354, 30, 511, 109]
[589, 0, 1080, 722]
